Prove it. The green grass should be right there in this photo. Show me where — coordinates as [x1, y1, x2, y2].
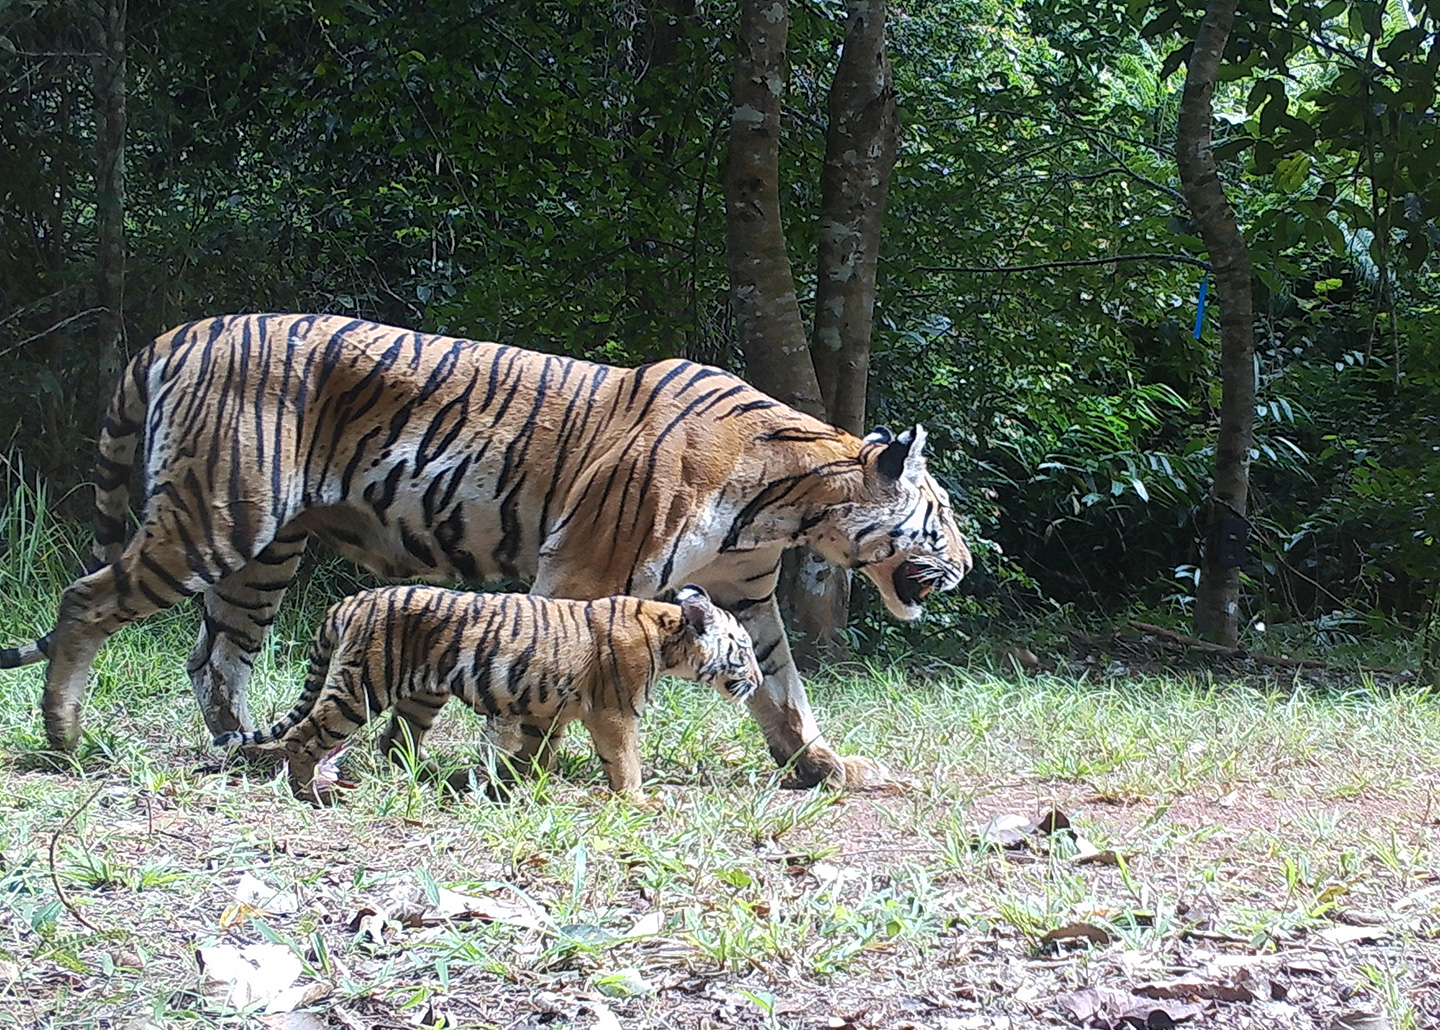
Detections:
[2, 476, 1439, 1028]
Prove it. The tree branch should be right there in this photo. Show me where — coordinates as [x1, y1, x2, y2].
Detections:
[0, 307, 108, 360]
[1084, 135, 1189, 207]
[915, 253, 1211, 274]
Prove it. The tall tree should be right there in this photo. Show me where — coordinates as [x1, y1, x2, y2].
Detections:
[811, 0, 897, 436]
[724, 0, 827, 420]
[726, 0, 899, 664]
[1175, 0, 1255, 647]
[90, 0, 127, 405]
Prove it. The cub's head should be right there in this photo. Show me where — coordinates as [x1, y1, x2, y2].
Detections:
[809, 424, 973, 621]
[666, 586, 762, 703]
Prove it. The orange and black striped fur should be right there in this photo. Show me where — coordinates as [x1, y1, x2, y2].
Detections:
[4, 314, 971, 788]
[215, 585, 759, 804]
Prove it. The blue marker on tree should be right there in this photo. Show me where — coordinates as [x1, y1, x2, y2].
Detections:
[1193, 276, 1208, 339]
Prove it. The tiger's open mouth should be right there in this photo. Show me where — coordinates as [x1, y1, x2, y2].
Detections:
[892, 560, 936, 608]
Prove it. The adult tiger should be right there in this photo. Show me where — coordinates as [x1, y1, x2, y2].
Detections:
[2, 313, 971, 788]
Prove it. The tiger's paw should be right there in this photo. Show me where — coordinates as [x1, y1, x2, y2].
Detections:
[779, 744, 848, 790]
[42, 703, 82, 754]
[780, 747, 909, 793]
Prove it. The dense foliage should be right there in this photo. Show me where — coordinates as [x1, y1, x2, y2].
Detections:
[2, 0, 1437, 648]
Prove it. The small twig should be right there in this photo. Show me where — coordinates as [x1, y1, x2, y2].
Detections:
[0, 306, 108, 360]
[916, 253, 1211, 275]
[48, 782, 106, 934]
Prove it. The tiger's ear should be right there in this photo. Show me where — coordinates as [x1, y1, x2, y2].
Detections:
[863, 426, 894, 445]
[676, 585, 713, 635]
[875, 424, 928, 482]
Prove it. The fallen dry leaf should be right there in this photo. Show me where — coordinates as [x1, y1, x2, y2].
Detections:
[626, 909, 664, 938]
[1281, 951, 1332, 975]
[1041, 922, 1113, 947]
[587, 1000, 623, 1030]
[1071, 834, 1122, 866]
[1319, 924, 1390, 945]
[1027, 807, 1072, 835]
[259, 1013, 328, 1030]
[219, 902, 266, 930]
[1331, 1011, 1392, 1030]
[977, 814, 1031, 849]
[362, 881, 549, 933]
[1136, 974, 1261, 1003]
[235, 872, 300, 916]
[196, 943, 303, 1010]
[1056, 986, 1203, 1028]
[264, 981, 332, 1015]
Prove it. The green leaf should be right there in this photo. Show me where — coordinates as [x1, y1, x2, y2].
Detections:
[1161, 42, 1193, 80]
[1401, 230, 1430, 272]
[1273, 153, 1311, 193]
[1258, 83, 1288, 137]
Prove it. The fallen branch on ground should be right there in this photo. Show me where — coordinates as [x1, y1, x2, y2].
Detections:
[1127, 621, 1405, 675]
[48, 782, 106, 934]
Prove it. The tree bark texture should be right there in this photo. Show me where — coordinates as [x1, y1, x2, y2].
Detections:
[724, 0, 826, 420]
[91, 0, 127, 405]
[782, 0, 900, 668]
[1175, 0, 1256, 648]
[811, 0, 897, 438]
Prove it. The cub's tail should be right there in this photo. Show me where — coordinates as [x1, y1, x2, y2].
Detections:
[0, 637, 50, 669]
[213, 601, 346, 749]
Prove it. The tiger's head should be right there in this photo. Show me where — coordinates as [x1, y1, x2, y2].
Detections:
[809, 424, 973, 621]
[667, 585, 763, 703]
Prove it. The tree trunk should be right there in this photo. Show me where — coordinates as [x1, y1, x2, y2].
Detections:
[783, 0, 900, 667]
[1175, 0, 1255, 647]
[811, 0, 896, 437]
[724, 0, 825, 420]
[91, 0, 127, 409]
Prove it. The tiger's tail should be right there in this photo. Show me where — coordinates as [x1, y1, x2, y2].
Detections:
[213, 601, 346, 750]
[90, 345, 155, 570]
[2, 338, 159, 669]
[0, 638, 49, 668]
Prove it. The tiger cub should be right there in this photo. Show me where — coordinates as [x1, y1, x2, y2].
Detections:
[215, 584, 760, 804]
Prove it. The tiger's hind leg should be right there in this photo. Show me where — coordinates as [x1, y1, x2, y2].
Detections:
[481, 717, 569, 800]
[377, 692, 451, 783]
[188, 532, 308, 738]
[41, 537, 215, 751]
[278, 665, 373, 805]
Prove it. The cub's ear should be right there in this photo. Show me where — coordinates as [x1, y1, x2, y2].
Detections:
[676, 585, 713, 635]
[863, 425, 894, 445]
[875, 424, 928, 482]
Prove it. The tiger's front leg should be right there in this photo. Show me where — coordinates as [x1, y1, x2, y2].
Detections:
[730, 595, 890, 791]
[583, 709, 644, 795]
[188, 532, 308, 737]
